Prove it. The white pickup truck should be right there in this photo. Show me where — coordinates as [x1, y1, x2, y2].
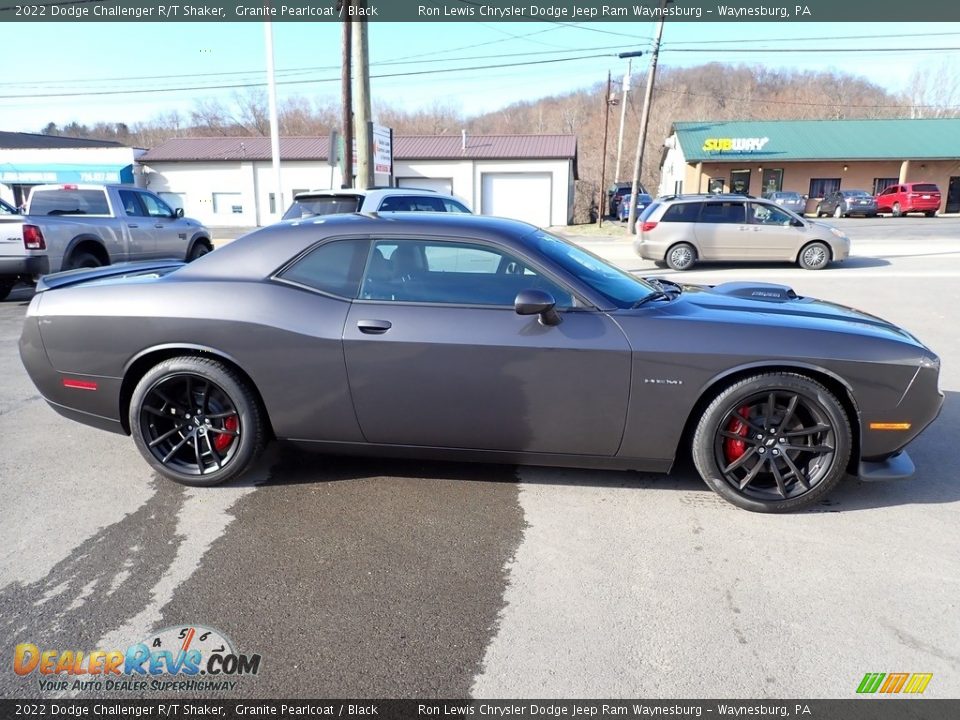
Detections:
[23, 184, 212, 275]
[0, 199, 48, 300]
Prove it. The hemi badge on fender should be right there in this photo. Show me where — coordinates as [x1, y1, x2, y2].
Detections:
[869, 422, 911, 431]
[62, 378, 98, 391]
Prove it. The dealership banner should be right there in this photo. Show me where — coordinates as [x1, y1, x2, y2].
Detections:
[3, 0, 960, 22]
[0, 700, 956, 719]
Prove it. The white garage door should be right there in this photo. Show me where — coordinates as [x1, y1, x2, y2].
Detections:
[481, 172, 552, 227]
[397, 177, 453, 195]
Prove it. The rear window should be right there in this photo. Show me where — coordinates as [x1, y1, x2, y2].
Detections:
[282, 195, 361, 221]
[661, 202, 703, 222]
[639, 202, 661, 221]
[29, 189, 110, 216]
[912, 184, 939, 193]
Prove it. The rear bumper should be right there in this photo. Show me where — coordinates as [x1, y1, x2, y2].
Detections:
[0, 254, 49, 279]
[858, 451, 915, 481]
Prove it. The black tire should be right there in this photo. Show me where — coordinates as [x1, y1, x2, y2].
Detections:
[833, 205, 844, 219]
[665, 242, 697, 271]
[691, 372, 852, 513]
[187, 240, 213, 262]
[925, 211, 936, 218]
[815, 204, 823, 217]
[797, 241, 831, 270]
[66, 251, 102, 270]
[129, 356, 266, 487]
[0, 281, 13, 301]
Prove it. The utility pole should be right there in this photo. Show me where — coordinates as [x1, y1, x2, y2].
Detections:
[264, 21, 282, 218]
[627, 3, 669, 234]
[340, 1, 353, 188]
[614, 57, 634, 183]
[597, 71, 612, 228]
[352, 1, 373, 190]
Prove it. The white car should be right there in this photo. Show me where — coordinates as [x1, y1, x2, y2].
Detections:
[281, 188, 471, 221]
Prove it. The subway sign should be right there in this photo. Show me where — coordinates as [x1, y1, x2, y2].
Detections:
[702, 137, 770, 152]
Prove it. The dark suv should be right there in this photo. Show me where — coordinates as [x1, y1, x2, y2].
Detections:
[607, 182, 648, 218]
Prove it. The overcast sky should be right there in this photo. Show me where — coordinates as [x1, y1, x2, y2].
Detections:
[2, 21, 956, 132]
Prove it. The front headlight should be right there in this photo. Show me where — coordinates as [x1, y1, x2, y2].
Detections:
[919, 353, 940, 370]
[829, 227, 847, 239]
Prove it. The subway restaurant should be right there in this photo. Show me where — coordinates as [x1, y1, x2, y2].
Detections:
[658, 119, 960, 214]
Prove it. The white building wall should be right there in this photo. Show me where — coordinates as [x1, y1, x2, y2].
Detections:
[141, 157, 573, 228]
[658, 136, 687, 197]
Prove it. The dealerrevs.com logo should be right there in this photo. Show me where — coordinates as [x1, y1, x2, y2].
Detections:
[857, 672, 933, 695]
[13, 625, 261, 693]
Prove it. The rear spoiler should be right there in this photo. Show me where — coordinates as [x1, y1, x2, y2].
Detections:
[36, 260, 185, 292]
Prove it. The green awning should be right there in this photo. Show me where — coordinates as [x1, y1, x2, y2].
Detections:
[0, 163, 133, 184]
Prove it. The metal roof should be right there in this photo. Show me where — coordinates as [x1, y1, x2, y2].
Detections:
[674, 119, 960, 163]
[138, 134, 577, 162]
[0, 131, 126, 150]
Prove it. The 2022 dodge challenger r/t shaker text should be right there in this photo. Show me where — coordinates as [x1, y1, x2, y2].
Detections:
[20, 213, 942, 512]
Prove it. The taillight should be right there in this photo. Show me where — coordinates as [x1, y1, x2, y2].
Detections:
[23, 224, 46, 250]
[62, 184, 78, 190]
[641, 221, 658, 232]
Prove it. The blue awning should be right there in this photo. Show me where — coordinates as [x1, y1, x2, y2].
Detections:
[0, 163, 133, 184]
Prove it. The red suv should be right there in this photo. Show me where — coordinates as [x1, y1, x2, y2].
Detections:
[875, 183, 941, 217]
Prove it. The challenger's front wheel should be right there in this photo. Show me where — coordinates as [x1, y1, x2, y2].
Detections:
[692, 373, 851, 512]
[130, 357, 265, 486]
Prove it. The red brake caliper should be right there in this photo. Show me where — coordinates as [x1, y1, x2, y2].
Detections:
[214, 415, 239, 452]
[723, 406, 751, 462]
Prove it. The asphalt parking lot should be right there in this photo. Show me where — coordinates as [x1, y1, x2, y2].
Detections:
[1, 216, 958, 699]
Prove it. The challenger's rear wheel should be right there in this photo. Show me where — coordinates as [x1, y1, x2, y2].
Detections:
[692, 373, 851, 512]
[130, 357, 265, 486]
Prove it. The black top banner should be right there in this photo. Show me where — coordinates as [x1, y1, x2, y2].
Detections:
[1, 0, 959, 23]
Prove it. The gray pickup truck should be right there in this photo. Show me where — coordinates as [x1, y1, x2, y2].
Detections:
[24, 184, 212, 274]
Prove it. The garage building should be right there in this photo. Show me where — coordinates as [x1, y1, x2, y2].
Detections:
[138, 134, 577, 227]
[659, 119, 960, 215]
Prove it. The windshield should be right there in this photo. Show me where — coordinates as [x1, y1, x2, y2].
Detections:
[527, 230, 658, 309]
[282, 195, 361, 220]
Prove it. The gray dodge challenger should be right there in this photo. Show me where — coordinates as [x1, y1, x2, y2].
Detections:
[19, 213, 942, 512]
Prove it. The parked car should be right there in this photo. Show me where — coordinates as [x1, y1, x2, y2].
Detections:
[762, 191, 807, 215]
[875, 183, 941, 217]
[634, 194, 849, 271]
[607, 181, 648, 218]
[0, 198, 48, 300]
[19, 213, 941, 513]
[617, 193, 654, 222]
[817, 190, 878, 218]
[23, 184, 212, 273]
[282, 188, 471, 221]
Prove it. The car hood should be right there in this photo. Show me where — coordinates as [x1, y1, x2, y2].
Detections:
[660, 281, 922, 346]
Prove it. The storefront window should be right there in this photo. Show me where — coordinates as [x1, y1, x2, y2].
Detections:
[873, 178, 898, 195]
[808, 178, 841, 198]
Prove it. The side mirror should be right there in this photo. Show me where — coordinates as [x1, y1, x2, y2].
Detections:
[174, 208, 185, 218]
[515, 289, 561, 326]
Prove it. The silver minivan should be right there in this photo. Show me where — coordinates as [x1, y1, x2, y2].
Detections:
[634, 195, 850, 271]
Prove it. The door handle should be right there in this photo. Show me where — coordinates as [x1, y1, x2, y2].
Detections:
[127, 223, 139, 228]
[357, 319, 392, 334]
[154, 224, 164, 229]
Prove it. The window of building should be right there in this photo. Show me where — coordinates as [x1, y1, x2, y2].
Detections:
[278, 239, 370, 299]
[873, 178, 898, 195]
[808, 178, 841, 198]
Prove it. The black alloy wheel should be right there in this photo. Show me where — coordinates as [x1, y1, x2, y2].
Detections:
[130, 357, 265, 486]
[692, 373, 851, 512]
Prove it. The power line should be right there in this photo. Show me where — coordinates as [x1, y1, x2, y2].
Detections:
[664, 46, 960, 54]
[0, 53, 615, 101]
[662, 30, 960, 46]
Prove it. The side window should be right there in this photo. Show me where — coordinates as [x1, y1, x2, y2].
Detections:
[749, 203, 792, 225]
[360, 239, 573, 307]
[139, 192, 174, 218]
[410, 196, 445, 212]
[377, 196, 412, 212]
[441, 199, 470, 213]
[118, 190, 146, 217]
[661, 202, 702, 222]
[701, 202, 746, 224]
[278, 239, 370, 299]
